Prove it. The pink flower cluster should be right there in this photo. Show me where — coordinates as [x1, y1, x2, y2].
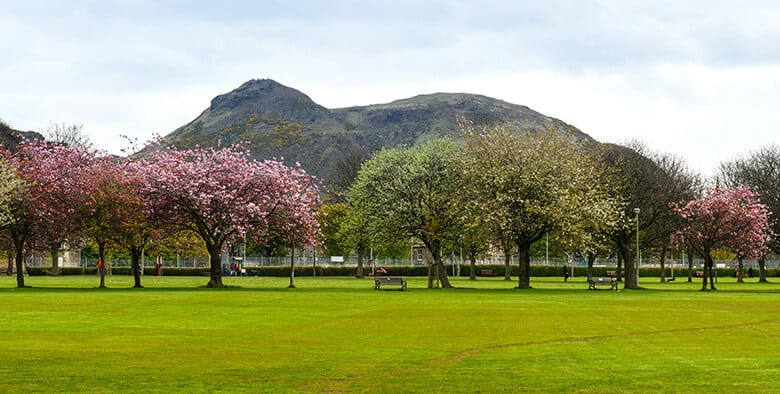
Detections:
[2, 141, 321, 269]
[671, 185, 770, 259]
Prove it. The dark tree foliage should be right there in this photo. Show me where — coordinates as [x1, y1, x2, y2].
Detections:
[718, 145, 780, 282]
[599, 141, 700, 288]
[324, 140, 370, 202]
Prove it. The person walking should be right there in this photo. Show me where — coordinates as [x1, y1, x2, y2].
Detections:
[563, 265, 569, 282]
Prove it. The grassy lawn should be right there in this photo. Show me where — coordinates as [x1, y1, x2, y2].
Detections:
[0, 274, 778, 393]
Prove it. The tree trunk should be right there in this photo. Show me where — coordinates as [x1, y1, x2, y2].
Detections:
[206, 244, 224, 288]
[687, 249, 694, 283]
[6, 253, 12, 275]
[427, 263, 434, 289]
[469, 252, 477, 281]
[616, 252, 623, 281]
[758, 256, 768, 283]
[356, 248, 365, 278]
[288, 246, 296, 288]
[11, 231, 27, 287]
[516, 242, 531, 289]
[432, 248, 452, 289]
[50, 242, 61, 276]
[658, 246, 667, 283]
[433, 260, 452, 288]
[14, 249, 26, 288]
[702, 254, 715, 291]
[737, 256, 744, 283]
[708, 260, 716, 290]
[503, 248, 512, 281]
[98, 241, 107, 289]
[131, 247, 143, 288]
[619, 243, 638, 289]
[312, 249, 317, 277]
[701, 255, 708, 291]
[586, 252, 596, 281]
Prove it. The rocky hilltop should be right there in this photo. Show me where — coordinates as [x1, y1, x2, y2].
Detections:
[0, 120, 43, 151]
[162, 79, 594, 188]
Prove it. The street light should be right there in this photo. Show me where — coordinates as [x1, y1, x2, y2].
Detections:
[633, 207, 641, 286]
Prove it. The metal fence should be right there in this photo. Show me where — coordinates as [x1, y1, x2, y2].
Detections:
[22, 254, 780, 270]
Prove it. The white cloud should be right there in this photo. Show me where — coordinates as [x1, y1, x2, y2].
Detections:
[1, 1, 779, 177]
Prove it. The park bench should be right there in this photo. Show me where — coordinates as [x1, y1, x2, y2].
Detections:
[696, 271, 704, 277]
[374, 277, 407, 291]
[480, 269, 496, 277]
[588, 277, 618, 291]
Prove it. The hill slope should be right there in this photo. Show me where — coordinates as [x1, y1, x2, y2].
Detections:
[162, 79, 594, 186]
[0, 120, 43, 151]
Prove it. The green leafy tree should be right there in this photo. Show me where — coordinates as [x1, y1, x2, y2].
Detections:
[349, 139, 465, 288]
[460, 223, 490, 281]
[145, 230, 208, 262]
[337, 205, 372, 278]
[318, 201, 350, 257]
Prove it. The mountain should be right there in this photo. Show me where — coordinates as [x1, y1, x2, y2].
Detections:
[0, 120, 43, 151]
[162, 79, 595, 187]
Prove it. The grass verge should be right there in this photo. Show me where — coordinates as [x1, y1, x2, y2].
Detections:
[0, 275, 778, 393]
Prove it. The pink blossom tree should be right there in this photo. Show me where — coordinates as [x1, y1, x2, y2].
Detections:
[78, 156, 157, 288]
[139, 145, 321, 287]
[1, 141, 95, 286]
[671, 185, 770, 290]
[109, 160, 158, 288]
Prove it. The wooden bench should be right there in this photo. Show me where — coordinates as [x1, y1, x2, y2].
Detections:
[374, 277, 407, 291]
[480, 269, 496, 277]
[588, 277, 618, 291]
[696, 271, 704, 277]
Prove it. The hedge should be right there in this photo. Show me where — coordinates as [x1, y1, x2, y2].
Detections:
[16, 265, 780, 278]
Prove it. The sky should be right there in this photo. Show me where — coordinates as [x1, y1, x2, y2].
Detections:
[2, 0, 779, 176]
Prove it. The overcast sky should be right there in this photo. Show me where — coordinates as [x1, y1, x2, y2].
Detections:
[2, 0, 779, 176]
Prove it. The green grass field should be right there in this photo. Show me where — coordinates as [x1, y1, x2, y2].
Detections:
[0, 274, 778, 393]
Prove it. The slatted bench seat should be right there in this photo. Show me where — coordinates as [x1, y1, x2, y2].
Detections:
[480, 269, 496, 277]
[374, 277, 407, 291]
[588, 277, 618, 291]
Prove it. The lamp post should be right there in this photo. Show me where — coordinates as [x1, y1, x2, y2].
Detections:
[459, 234, 463, 277]
[633, 207, 640, 287]
[545, 233, 549, 265]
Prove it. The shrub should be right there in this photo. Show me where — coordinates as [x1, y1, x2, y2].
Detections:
[17, 265, 780, 278]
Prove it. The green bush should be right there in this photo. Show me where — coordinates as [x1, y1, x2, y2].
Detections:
[25, 267, 51, 276]
[17, 265, 780, 278]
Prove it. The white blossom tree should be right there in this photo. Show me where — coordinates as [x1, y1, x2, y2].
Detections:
[461, 124, 622, 289]
[0, 159, 22, 227]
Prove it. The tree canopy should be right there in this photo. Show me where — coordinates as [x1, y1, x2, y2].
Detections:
[597, 141, 699, 288]
[349, 138, 465, 288]
[2, 141, 95, 286]
[672, 185, 770, 290]
[461, 124, 622, 288]
[139, 145, 321, 287]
